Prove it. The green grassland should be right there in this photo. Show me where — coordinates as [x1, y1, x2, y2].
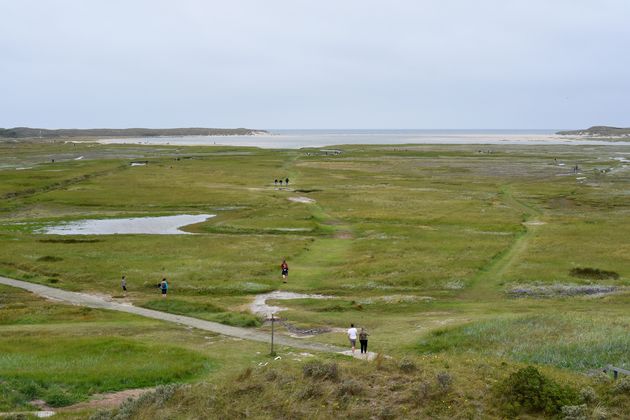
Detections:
[0, 140, 629, 417]
[0, 285, 274, 415]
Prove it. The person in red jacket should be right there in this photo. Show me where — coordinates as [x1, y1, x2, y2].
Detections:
[281, 259, 289, 283]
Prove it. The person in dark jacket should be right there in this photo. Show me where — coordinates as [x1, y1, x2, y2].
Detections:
[160, 278, 168, 297]
[359, 328, 369, 354]
[281, 259, 289, 283]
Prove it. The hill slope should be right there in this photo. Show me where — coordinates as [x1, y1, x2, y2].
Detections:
[557, 126, 630, 136]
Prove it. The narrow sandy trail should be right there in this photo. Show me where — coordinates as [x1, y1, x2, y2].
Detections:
[0, 276, 346, 354]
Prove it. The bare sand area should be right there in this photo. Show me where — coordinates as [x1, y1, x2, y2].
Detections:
[250, 291, 332, 318]
[96, 132, 630, 148]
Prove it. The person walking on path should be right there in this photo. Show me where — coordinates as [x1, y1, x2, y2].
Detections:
[285, 177, 289, 186]
[274, 179, 278, 186]
[160, 278, 168, 297]
[279, 179, 283, 187]
[121, 275, 127, 295]
[281, 259, 289, 283]
[359, 327, 369, 355]
[347, 323, 358, 354]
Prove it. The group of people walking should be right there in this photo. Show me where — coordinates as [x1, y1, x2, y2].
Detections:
[274, 178, 290, 186]
[347, 323, 370, 354]
[281, 263, 371, 354]
[119, 275, 169, 297]
[122, 264, 373, 356]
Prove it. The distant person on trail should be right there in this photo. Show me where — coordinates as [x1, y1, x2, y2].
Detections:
[279, 179, 283, 186]
[359, 328, 369, 354]
[121, 276, 127, 294]
[160, 278, 168, 297]
[285, 177, 289, 186]
[348, 324, 358, 354]
[281, 259, 289, 283]
[274, 179, 278, 186]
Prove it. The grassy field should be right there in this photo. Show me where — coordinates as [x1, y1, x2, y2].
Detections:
[0, 139, 629, 417]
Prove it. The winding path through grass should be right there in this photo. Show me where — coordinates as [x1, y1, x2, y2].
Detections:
[466, 186, 543, 296]
[0, 275, 347, 354]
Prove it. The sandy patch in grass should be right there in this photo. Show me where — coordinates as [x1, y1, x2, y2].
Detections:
[507, 283, 622, 298]
[288, 196, 315, 204]
[524, 220, 546, 226]
[250, 290, 332, 317]
[61, 387, 155, 412]
[358, 295, 434, 304]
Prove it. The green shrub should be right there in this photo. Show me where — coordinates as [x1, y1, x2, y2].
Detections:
[18, 380, 43, 400]
[44, 386, 80, 407]
[496, 366, 580, 416]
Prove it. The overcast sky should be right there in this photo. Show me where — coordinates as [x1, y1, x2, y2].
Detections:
[0, 0, 628, 129]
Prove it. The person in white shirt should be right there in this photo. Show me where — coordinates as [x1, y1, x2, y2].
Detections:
[347, 323, 358, 354]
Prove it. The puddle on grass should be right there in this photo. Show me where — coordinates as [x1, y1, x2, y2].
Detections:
[250, 291, 332, 317]
[40, 214, 215, 235]
[288, 196, 316, 204]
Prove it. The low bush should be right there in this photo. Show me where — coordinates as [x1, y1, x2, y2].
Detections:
[398, 358, 417, 373]
[612, 377, 630, 395]
[496, 366, 580, 416]
[561, 404, 588, 420]
[579, 386, 597, 403]
[337, 379, 364, 396]
[569, 267, 619, 280]
[37, 255, 63, 262]
[44, 385, 81, 407]
[302, 360, 339, 381]
[296, 383, 323, 399]
[436, 371, 453, 392]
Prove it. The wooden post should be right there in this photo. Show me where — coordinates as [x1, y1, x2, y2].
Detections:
[270, 313, 275, 356]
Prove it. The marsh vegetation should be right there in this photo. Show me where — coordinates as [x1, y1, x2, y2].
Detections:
[0, 140, 628, 417]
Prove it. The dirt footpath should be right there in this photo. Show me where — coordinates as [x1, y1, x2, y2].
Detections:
[0, 276, 345, 354]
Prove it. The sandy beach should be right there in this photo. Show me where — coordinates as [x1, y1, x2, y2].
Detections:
[96, 131, 630, 148]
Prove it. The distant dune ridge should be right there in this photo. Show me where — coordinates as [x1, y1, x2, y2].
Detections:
[557, 125, 630, 137]
[0, 127, 268, 138]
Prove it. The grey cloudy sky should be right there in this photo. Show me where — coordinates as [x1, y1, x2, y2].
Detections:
[1, 0, 628, 129]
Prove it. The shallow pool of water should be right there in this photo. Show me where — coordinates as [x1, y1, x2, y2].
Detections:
[41, 214, 214, 235]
